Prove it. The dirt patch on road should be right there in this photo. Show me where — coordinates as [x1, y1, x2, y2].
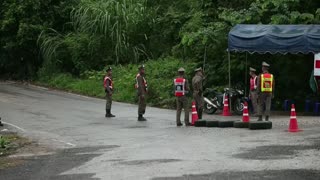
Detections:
[0, 131, 52, 169]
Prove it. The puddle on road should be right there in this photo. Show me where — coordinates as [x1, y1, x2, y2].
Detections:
[234, 139, 320, 160]
[119, 159, 181, 166]
[153, 169, 320, 180]
[0, 145, 119, 180]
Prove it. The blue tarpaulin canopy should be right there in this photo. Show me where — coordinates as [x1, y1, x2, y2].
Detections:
[228, 24, 320, 54]
[227, 24, 320, 96]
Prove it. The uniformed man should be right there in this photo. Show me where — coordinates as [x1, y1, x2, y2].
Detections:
[249, 67, 258, 115]
[192, 67, 204, 119]
[135, 65, 148, 121]
[174, 68, 191, 127]
[104, 67, 115, 118]
[257, 62, 275, 121]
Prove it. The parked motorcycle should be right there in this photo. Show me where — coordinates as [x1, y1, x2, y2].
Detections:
[203, 87, 246, 115]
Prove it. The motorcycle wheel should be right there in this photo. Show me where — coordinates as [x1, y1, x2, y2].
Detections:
[204, 102, 217, 114]
[234, 99, 245, 115]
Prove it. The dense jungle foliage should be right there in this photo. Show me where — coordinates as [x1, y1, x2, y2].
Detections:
[1, 0, 320, 109]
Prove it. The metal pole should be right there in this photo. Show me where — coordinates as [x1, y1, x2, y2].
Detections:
[228, 51, 231, 88]
[245, 52, 248, 97]
[203, 45, 207, 72]
[228, 51, 232, 113]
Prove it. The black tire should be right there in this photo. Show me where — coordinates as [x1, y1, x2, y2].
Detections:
[249, 121, 272, 130]
[194, 120, 207, 127]
[218, 121, 235, 128]
[234, 121, 249, 128]
[204, 102, 217, 114]
[234, 99, 245, 115]
[206, 120, 219, 127]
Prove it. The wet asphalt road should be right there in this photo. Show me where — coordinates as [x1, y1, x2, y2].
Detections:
[0, 81, 320, 180]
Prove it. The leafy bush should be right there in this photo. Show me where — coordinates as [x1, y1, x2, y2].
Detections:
[38, 57, 196, 108]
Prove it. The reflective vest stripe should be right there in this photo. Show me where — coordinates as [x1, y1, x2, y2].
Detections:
[250, 76, 257, 90]
[104, 77, 113, 90]
[261, 74, 273, 92]
[174, 78, 186, 97]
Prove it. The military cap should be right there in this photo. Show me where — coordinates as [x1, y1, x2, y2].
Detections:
[178, 67, 185, 72]
[262, 61, 270, 67]
[249, 67, 256, 72]
[106, 66, 112, 72]
[139, 64, 145, 69]
[194, 67, 202, 72]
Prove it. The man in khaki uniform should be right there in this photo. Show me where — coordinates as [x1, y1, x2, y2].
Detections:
[174, 68, 191, 126]
[136, 65, 148, 121]
[104, 67, 115, 118]
[192, 67, 204, 119]
[249, 67, 258, 115]
[257, 62, 275, 121]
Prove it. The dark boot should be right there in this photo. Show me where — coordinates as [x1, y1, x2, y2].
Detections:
[265, 116, 269, 121]
[198, 110, 202, 120]
[257, 115, 263, 121]
[177, 123, 183, 127]
[138, 114, 147, 121]
[105, 109, 115, 118]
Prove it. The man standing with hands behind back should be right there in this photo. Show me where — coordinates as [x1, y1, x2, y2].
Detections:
[257, 62, 275, 121]
[192, 67, 204, 119]
[104, 67, 115, 118]
[135, 65, 148, 121]
[249, 67, 258, 115]
[174, 67, 191, 127]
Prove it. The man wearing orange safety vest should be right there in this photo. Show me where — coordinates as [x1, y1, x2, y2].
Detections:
[135, 65, 148, 121]
[174, 67, 191, 127]
[104, 67, 115, 118]
[257, 62, 275, 121]
[249, 67, 258, 115]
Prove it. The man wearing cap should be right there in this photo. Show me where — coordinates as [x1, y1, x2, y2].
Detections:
[192, 67, 204, 119]
[249, 67, 258, 115]
[104, 67, 115, 118]
[135, 65, 148, 121]
[174, 68, 191, 126]
[257, 62, 275, 121]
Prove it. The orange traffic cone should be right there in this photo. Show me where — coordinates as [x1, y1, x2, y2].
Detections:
[191, 101, 199, 126]
[222, 94, 231, 116]
[242, 101, 250, 122]
[288, 104, 302, 132]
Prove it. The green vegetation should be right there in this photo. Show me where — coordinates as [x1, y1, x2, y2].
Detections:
[1, 0, 320, 109]
[38, 58, 196, 108]
[0, 134, 26, 156]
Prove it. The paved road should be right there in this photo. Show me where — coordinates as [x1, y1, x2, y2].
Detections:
[0, 82, 320, 180]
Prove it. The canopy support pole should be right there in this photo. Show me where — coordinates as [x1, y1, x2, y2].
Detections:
[245, 52, 248, 97]
[228, 51, 232, 113]
[228, 51, 231, 88]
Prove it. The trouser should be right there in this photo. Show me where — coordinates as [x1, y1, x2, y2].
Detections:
[138, 95, 146, 115]
[176, 96, 189, 124]
[193, 92, 203, 119]
[258, 93, 272, 116]
[250, 90, 258, 114]
[106, 94, 112, 110]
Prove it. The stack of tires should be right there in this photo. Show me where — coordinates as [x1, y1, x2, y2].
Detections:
[194, 119, 272, 130]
